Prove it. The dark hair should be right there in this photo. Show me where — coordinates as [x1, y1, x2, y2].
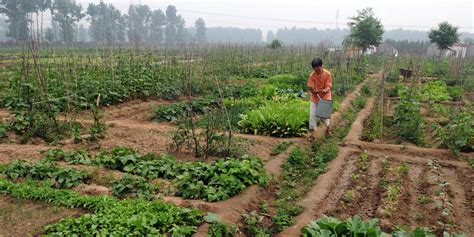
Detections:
[311, 58, 323, 68]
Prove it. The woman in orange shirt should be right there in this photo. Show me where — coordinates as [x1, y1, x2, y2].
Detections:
[307, 58, 332, 141]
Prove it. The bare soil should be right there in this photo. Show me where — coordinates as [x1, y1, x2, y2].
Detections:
[0, 196, 85, 237]
[0, 72, 472, 236]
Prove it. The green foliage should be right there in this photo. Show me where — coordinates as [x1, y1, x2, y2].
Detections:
[2, 159, 90, 189]
[242, 210, 271, 236]
[347, 8, 384, 50]
[0, 179, 203, 236]
[302, 215, 381, 237]
[361, 103, 382, 142]
[428, 22, 460, 51]
[446, 86, 464, 101]
[208, 222, 237, 237]
[352, 96, 367, 110]
[174, 156, 268, 202]
[268, 39, 283, 49]
[386, 69, 400, 83]
[393, 90, 424, 145]
[434, 110, 473, 156]
[111, 174, 157, 200]
[42, 149, 92, 165]
[274, 140, 339, 233]
[205, 213, 237, 237]
[301, 215, 460, 237]
[94, 147, 145, 171]
[152, 97, 219, 122]
[361, 85, 372, 96]
[268, 74, 305, 90]
[0, 123, 7, 138]
[421, 80, 451, 102]
[238, 100, 309, 137]
[271, 141, 293, 155]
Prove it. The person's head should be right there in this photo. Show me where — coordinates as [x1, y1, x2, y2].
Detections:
[311, 58, 323, 72]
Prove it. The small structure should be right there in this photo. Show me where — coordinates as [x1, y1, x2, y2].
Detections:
[426, 42, 468, 58]
[466, 45, 474, 58]
[377, 42, 398, 57]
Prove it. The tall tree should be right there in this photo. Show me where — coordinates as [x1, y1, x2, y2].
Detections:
[176, 16, 186, 44]
[75, 23, 87, 42]
[165, 5, 178, 45]
[51, 0, 84, 44]
[127, 4, 150, 47]
[266, 30, 276, 43]
[0, 0, 39, 42]
[44, 27, 54, 42]
[86, 2, 122, 45]
[194, 18, 206, 44]
[116, 16, 126, 43]
[347, 7, 384, 52]
[149, 9, 166, 44]
[428, 22, 459, 54]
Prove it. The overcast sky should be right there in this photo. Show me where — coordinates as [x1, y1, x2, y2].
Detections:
[74, 0, 473, 33]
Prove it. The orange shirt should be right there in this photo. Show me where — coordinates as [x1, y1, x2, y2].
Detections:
[307, 68, 332, 103]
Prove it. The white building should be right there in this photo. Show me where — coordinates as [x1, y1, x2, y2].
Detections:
[427, 42, 468, 58]
[377, 42, 398, 57]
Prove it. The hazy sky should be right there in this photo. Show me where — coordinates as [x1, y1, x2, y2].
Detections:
[75, 0, 473, 33]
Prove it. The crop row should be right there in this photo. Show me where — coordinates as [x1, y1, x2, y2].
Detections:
[43, 147, 268, 202]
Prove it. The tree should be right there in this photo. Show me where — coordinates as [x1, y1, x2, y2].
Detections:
[165, 5, 178, 45]
[51, 0, 84, 44]
[126, 4, 150, 47]
[428, 22, 459, 53]
[149, 9, 166, 44]
[194, 18, 206, 44]
[269, 39, 282, 49]
[86, 2, 122, 45]
[75, 23, 87, 42]
[0, 0, 39, 42]
[44, 27, 54, 42]
[347, 8, 384, 52]
[176, 16, 186, 44]
[266, 30, 276, 43]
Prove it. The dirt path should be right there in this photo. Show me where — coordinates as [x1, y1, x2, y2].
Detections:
[279, 71, 473, 236]
[0, 196, 85, 237]
[278, 148, 357, 236]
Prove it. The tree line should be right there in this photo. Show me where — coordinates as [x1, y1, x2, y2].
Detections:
[0, 0, 207, 45]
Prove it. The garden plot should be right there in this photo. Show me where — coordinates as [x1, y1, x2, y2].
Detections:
[359, 76, 473, 158]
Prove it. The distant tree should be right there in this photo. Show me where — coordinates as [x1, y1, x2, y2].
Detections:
[127, 4, 151, 47]
[347, 7, 384, 52]
[116, 16, 126, 43]
[165, 5, 178, 45]
[0, 0, 40, 42]
[428, 22, 459, 54]
[86, 2, 122, 45]
[176, 16, 186, 44]
[206, 27, 262, 43]
[51, 0, 84, 44]
[266, 30, 276, 43]
[149, 9, 166, 44]
[44, 27, 55, 42]
[268, 39, 282, 49]
[75, 24, 87, 42]
[194, 18, 206, 44]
